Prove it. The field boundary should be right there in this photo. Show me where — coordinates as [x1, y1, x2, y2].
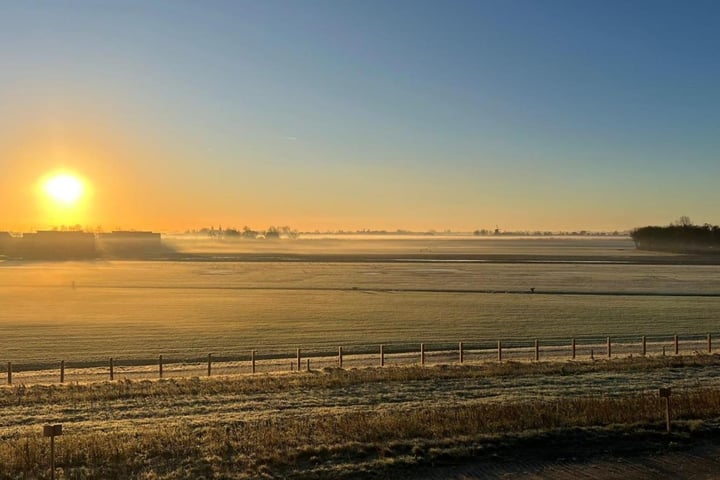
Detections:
[1, 332, 717, 386]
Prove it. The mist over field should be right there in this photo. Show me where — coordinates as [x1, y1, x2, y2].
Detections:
[2, 237, 719, 367]
[4, 0, 720, 476]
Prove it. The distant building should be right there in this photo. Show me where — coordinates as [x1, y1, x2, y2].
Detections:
[97, 231, 163, 257]
[19, 231, 97, 259]
[0, 232, 13, 255]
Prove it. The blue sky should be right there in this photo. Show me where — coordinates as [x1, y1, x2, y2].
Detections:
[1, 0, 719, 231]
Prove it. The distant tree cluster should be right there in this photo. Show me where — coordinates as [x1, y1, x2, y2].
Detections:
[472, 229, 622, 237]
[195, 225, 298, 240]
[631, 217, 720, 253]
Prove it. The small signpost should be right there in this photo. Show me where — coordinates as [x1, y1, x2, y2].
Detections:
[642, 335, 647, 356]
[659, 387, 672, 433]
[43, 424, 63, 480]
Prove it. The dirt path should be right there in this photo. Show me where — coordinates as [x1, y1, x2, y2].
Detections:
[413, 441, 720, 479]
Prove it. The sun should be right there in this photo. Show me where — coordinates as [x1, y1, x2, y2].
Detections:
[43, 173, 86, 206]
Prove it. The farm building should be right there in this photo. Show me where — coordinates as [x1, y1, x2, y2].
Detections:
[0, 232, 15, 255]
[97, 231, 163, 257]
[18, 231, 97, 259]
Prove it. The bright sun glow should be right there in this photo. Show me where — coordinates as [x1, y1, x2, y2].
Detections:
[43, 173, 85, 206]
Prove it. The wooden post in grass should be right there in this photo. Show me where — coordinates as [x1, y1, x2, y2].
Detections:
[659, 388, 672, 433]
[207, 353, 212, 377]
[497, 340, 502, 361]
[420, 343, 425, 366]
[306, 358, 310, 372]
[642, 336, 647, 356]
[159, 355, 163, 379]
[338, 346, 343, 368]
[296, 349, 301, 372]
[380, 345, 385, 367]
[708, 334, 712, 354]
[607, 337, 612, 358]
[571, 338, 576, 360]
[590, 349, 594, 360]
[674, 335, 679, 355]
[60, 361, 64, 383]
[459, 342, 464, 364]
[43, 424, 62, 480]
[6, 362, 11, 385]
[110, 358, 114, 381]
[251, 350, 256, 374]
[534, 339, 539, 361]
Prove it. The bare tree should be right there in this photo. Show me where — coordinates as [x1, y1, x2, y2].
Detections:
[672, 216, 693, 227]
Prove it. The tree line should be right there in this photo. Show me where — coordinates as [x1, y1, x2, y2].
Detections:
[631, 217, 720, 253]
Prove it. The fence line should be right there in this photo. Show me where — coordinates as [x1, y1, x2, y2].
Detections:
[1, 333, 717, 386]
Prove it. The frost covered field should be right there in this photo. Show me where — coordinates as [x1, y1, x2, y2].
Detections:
[1, 237, 719, 365]
[3, 237, 720, 479]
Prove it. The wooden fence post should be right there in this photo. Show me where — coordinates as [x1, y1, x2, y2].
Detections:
[207, 353, 212, 377]
[6, 362, 10, 385]
[380, 345, 385, 367]
[251, 350, 256, 374]
[497, 340, 502, 361]
[642, 336, 646, 356]
[659, 388, 672, 433]
[420, 343, 425, 366]
[709, 333, 712, 354]
[607, 337, 611, 358]
[338, 346, 343, 368]
[159, 355, 163, 379]
[306, 358, 310, 372]
[459, 341, 464, 364]
[110, 358, 114, 381]
[296, 348, 301, 372]
[60, 360, 65, 383]
[534, 339, 539, 361]
[571, 338, 576, 360]
[674, 335, 679, 355]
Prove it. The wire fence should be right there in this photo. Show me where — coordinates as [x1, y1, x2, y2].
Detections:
[1, 333, 716, 386]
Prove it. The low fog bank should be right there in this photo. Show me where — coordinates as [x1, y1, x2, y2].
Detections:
[162, 235, 637, 258]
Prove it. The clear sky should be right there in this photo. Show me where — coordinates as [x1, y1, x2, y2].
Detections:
[1, 0, 719, 232]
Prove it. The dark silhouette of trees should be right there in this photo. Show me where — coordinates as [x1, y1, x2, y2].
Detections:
[242, 226, 258, 239]
[265, 226, 280, 239]
[631, 217, 720, 253]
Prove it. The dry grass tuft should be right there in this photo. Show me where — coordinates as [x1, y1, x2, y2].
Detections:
[2, 357, 720, 479]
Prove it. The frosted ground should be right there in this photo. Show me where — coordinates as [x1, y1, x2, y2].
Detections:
[1, 237, 719, 367]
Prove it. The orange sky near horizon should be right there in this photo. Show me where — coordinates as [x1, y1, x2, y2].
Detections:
[0, 129, 690, 234]
[2, 3, 720, 235]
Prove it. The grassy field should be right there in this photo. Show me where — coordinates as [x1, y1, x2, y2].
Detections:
[2, 263, 720, 365]
[2, 239, 720, 478]
[2, 356, 720, 479]
[1, 247, 720, 365]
